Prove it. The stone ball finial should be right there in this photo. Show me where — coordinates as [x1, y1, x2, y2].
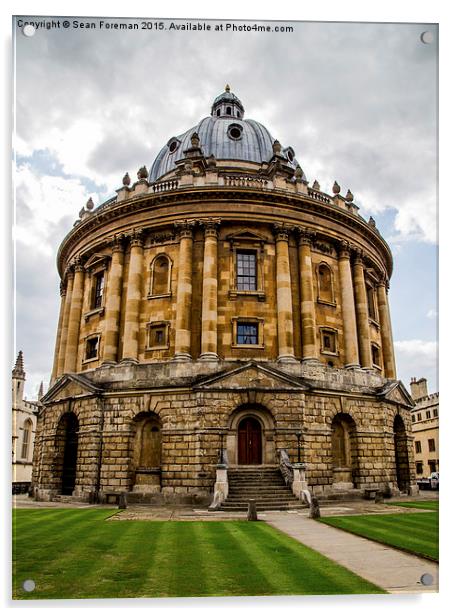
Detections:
[345, 188, 354, 202]
[137, 166, 148, 180]
[123, 172, 131, 186]
[295, 165, 304, 180]
[190, 132, 200, 148]
[369, 216, 376, 227]
[312, 179, 320, 191]
[332, 181, 341, 195]
[86, 197, 94, 210]
[272, 140, 282, 155]
[225, 84, 230, 92]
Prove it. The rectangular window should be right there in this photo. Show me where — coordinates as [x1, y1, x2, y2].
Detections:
[416, 462, 423, 475]
[428, 438, 436, 452]
[371, 344, 380, 367]
[321, 329, 337, 354]
[366, 285, 376, 320]
[426, 410, 431, 419]
[148, 323, 168, 349]
[21, 428, 30, 459]
[85, 337, 99, 360]
[236, 322, 258, 345]
[429, 460, 437, 473]
[92, 272, 105, 309]
[417, 413, 422, 421]
[433, 408, 438, 417]
[415, 441, 422, 454]
[236, 251, 257, 291]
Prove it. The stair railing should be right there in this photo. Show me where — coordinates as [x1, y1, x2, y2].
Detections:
[278, 448, 294, 486]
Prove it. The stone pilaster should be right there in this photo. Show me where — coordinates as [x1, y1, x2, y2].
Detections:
[121, 229, 144, 363]
[56, 271, 74, 377]
[63, 259, 85, 373]
[298, 228, 318, 362]
[199, 220, 219, 360]
[337, 242, 360, 368]
[274, 224, 296, 362]
[173, 221, 195, 361]
[102, 235, 125, 364]
[377, 277, 397, 378]
[50, 282, 67, 383]
[352, 250, 372, 369]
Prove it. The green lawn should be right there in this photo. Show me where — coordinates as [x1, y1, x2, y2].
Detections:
[386, 500, 439, 511]
[320, 510, 438, 561]
[12, 508, 384, 599]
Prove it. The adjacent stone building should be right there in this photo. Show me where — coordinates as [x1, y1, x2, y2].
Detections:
[32, 87, 418, 504]
[410, 377, 439, 479]
[12, 351, 39, 493]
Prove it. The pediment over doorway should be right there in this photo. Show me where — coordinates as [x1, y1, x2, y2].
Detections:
[377, 380, 414, 408]
[42, 373, 103, 404]
[193, 362, 310, 392]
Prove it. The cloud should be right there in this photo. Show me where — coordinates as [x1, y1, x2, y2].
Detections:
[427, 309, 438, 320]
[394, 339, 438, 392]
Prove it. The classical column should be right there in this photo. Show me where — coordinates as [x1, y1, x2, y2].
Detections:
[199, 220, 219, 360]
[298, 228, 318, 362]
[102, 235, 125, 364]
[377, 277, 397, 378]
[64, 259, 85, 373]
[50, 282, 67, 383]
[121, 229, 144, 363]
[274, 224, 296, 362]
[352, 249, 372, 369]
[173, 221, 195, 361]
[56, 270, 74, 377]
[337, 242, 360, 368]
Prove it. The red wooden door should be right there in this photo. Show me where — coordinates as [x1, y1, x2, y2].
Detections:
[238, 417, 262, 465]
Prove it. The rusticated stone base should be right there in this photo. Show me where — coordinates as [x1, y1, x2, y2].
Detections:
[32, 360, 417, 503]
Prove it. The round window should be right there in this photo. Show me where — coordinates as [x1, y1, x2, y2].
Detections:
[168, 140, 178, 154]
[286, 148, 295, 162]
[228, 124, 243, 141]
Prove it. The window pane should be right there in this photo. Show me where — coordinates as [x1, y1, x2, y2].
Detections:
[236, 252, 257, 290]
[237, 323, 258, 345]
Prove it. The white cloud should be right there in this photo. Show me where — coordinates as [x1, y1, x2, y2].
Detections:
[394, 339, 438, 392]
[427, 309, 438, 319]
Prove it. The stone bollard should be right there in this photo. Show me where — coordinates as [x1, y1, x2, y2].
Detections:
[118, 492, 127, 510]
[374, 491, 384, 504]
[309, 496, 321, 519]
[247, 499, 258, 521]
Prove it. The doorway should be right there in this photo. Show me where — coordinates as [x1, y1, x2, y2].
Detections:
[238, 416, 262, 465]
[60, 413, 79, 495]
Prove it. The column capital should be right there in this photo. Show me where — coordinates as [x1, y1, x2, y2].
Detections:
[376, 273, 389, 289]
[110, 233, 125, 254]
[72, 255, 84, 273]
[273, 223, 293, 242]
[59, 281, 67, 297]
[353, 247, 366, 265]
[127, 228, 144, 247]
[174, 219, 196, 239]
[200, 218, 221, 237]
[338, 240, 352, 259]
[297, 227, 316, 246]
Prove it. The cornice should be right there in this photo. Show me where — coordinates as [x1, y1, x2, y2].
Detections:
[57, 186, 393, 278]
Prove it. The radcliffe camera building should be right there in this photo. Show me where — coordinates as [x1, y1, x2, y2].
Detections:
[32, 87, 418, 506]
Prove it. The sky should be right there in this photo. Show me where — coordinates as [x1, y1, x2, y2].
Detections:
[12, 17, 438, 399]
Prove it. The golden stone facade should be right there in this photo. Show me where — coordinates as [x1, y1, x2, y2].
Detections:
[32, 88, 417, 504]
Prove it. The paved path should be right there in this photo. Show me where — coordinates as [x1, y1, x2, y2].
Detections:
[264, 511, 438, 594]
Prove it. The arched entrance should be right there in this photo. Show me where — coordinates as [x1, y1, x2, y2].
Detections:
[55, 413, 79, 496]
[331, 413, 357, 488]
[131, 412, 162, 491]
[238, 416, 262, 465]
[394, 415, 410, 492]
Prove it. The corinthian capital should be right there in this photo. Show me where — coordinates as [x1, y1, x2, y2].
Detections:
[200, 218, 221, 237]
[128, 228, 144, 247]
[297, 226, 316, 246]
[273, 222, 293, 242]
[174, 219, 196, 239]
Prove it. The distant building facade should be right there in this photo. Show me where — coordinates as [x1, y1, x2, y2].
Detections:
[410, 377, 439, 478]
[12, 351, 40, 493]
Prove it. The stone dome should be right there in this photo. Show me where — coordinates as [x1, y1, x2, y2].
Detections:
[149, 87, 298, 182]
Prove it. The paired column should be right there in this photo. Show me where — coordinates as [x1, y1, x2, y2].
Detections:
[63, 259, 85, 373]
[352, 249, 372, 369]
[377, 278, 397, 378]
[173, 221, 195, 361]
[57, 271, 74, 377]
[200, 221, 219, 360]
[337, 242, 360, 368]
[102, 235, 125, 364]
[274, 225, 296, 362]
[51, 282, 67, 383]
[298, 228, 318, 362]
[121, 230, 144, 363]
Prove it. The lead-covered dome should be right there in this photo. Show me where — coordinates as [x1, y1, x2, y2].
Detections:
[149, 86, 298, 182]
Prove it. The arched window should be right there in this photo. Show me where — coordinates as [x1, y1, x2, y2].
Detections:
[317, 262, 335, 304]
[150, 254, 172, 297]
[21, 419, 32, 459]
[226, 106, 232, 115]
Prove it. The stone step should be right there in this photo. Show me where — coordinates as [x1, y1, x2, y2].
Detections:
[221, 503, 308, 511]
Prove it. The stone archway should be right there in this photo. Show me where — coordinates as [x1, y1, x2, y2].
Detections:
[227, 405, 276, 466]
[393, 414, 410, 492]
[331, 413, 358, 489]
[55, 412, 79, 496]
[131, 412, 162, 492]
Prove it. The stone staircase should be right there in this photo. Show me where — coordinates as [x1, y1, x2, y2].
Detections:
[220, 466, 307, 511]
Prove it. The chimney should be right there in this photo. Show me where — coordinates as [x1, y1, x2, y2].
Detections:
[410, 377, 428, 401]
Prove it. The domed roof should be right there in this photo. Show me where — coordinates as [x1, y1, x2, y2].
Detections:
[149, 87, 299, 182]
